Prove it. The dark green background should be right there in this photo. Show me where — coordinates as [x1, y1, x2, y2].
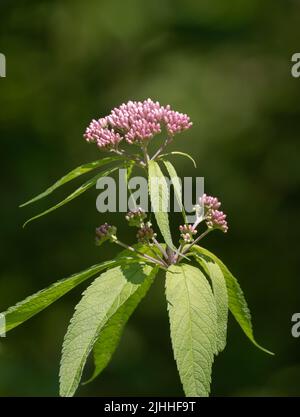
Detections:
[1, 0, 300, 396]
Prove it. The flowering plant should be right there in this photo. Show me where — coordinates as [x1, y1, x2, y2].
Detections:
[0, 99, 272, 396]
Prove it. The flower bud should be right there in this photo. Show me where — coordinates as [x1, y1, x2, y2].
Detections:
[206, 210, 228, 233]
[179, 224, 197, 243]
[95, 223, 117, 245]
[199, 194, 221, 212]
[125, 208, 147, 227]
[136, 222, 156, 243]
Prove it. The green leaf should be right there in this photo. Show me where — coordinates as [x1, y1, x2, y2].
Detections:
[163, 160, 187, 223]
[158, 151, 197, 169]
[84, 266, 157, 384]
[192, 245, 274, 355]
[166, 264, 217, 397]
[148, 160, 175, 250]
[23, 165, 122, 227]
[0, 256, 138, 334]
[125, 160, 134, 185]
[125, 161, 136, 210]
[59, 263, 157, 397]
[20, 156, 122, 207]
[191, 247, 228, 353]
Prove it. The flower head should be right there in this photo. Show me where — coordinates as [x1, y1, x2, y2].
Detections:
[199, 194, 221, 211]
[136, 222, 156, 243]
[206, 210, 228, 233]
[125, 207, 147, 227]
[193, 194, 228, 233]
[95, 223, 117, 245]
[179, 224, 197, 243]
[84, 118, 122, 149]
[84, 98, 192, 149]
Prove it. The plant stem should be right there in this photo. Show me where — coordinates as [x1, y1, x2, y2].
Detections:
[115, 240, 167, 268]
[179, 228, 212, 260]
[173, 243, 183, 263]
[152, 237, 168, 260]
[151, 136, 173, 161]
[148, 244, 168, 266]
[110, 149, 146, 168]
[141, 144, 150, 166]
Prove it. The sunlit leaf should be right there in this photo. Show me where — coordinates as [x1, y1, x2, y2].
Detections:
[20, 156, 122, 207]
[23, 165, 122, 227]
[59, 263, 156, 397]
[166, 264, 217, 396]
[192, 245, 274, 355]
[148, 160, 175, 250]
[158, 151, 197, 169]
[0, 256, 138, 334]
[191, 247, 228, 353]
[84, 265, 158, 384]
[163, 159, 187, 223]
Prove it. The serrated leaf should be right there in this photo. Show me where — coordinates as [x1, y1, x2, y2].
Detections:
[148, 160, 175, 250]
[84, 266, 157, 384]
[192, 245, 274, 355]
[20, 156, 122, 208]
[0, 257, 138, 335]
[191, 247, 228, 353]
[166, 264, 217, 397]
[163, 160, 186, 223]
[158, 151, 197, 168]
[59, 263, 156, 397]
[23, 165, 122, 227]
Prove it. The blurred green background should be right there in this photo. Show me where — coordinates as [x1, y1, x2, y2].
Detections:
[1, 0, 300, 397]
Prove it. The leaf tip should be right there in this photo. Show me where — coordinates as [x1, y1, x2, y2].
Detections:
[22, 219, 30, 228]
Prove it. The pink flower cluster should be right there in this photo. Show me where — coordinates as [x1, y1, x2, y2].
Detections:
[84, 119, 122, 149]
[84, 99, 192, 149]
[206, 210, 228, 233]
[198, 194, 228, 233]
[199, 194, 221, 211]
[179, 224, 197, 243]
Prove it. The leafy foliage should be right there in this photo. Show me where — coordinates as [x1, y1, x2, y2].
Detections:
[23, 165, 123, 227]
[191, 247, 228, 353]
[85, 266, 157, 384]
[191, 245, 273, 355]
[163, 160, 186, 223]
[59, 263, 158, 397]
[158, 151, 197, 168]
[148, 160, 175, 250]
[9, 98, 272, 397]
[166, 264, 217, 396]
[0, 257, 138, 334]
[20, 156, 122, 207]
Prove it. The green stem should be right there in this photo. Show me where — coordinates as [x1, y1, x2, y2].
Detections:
[178, 228, 212, 261]
[110, 149, 145, 168]
[141, 144, 150, 166]
[151, 136, 173, 161]
[152, 237, 168, 260]
[115, 240, 167, 268]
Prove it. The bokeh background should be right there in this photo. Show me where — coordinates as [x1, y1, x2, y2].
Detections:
[1, 0, 300, 397]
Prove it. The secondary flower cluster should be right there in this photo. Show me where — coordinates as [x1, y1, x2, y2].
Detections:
[125, 208, 156, 243]
[179, 224, 197, 243]
[95, 223, 117, 246]
[84, 99, 192, 149]
[95, 208, 158, 247]
[95, 195, 228, 263]
[125, 207, 147, 227]
[179, 194, 228, 242]
[200, 194, 228, 233]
